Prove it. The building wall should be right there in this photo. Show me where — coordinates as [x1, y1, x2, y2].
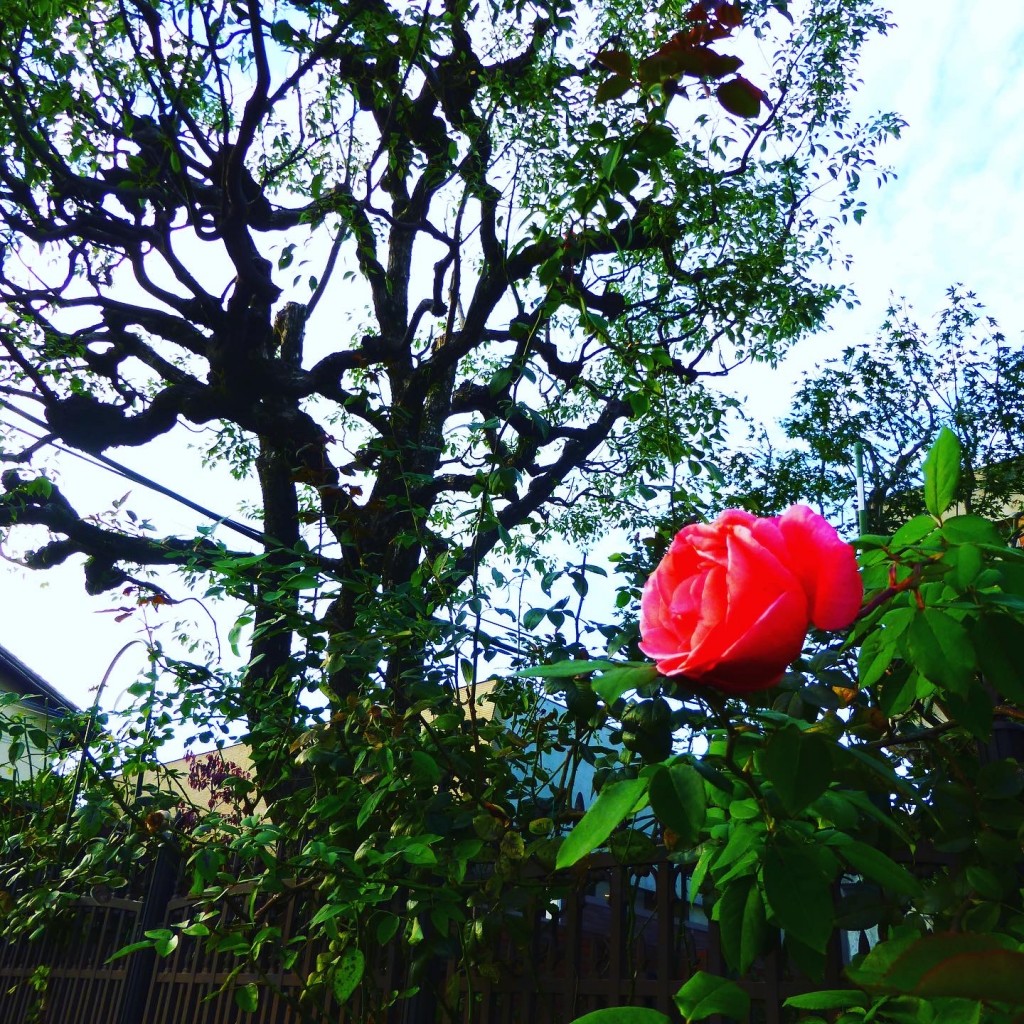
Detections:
[0, 693, 60, 782]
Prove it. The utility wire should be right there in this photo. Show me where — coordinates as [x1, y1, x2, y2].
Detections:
[0, 399, 268, 546]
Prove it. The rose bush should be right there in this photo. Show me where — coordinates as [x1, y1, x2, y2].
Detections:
[638, 504, 862, 692]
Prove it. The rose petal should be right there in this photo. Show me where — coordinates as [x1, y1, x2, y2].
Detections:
[775, 505, 862, 629]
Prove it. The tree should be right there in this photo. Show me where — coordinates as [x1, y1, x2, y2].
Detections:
[0, 0, 899, 1015]
[719, 288, 1024, 533]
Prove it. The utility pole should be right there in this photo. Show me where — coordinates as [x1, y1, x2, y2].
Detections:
[855, 442, 869, 535]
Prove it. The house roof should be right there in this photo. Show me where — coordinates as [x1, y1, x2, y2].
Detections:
[0, 644, 81, 717]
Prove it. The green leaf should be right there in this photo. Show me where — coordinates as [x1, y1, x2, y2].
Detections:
[826, 837, 921, 897]
[593, 663, 660, 704]
[331, 947, 364, 1005]
[923, 427, 961, 518]
[515, 659, 614, 679]
[568, 1011, 670, 1024]
[674, 972, 750, 1023]
[762, 837, 835, 953]
[760, 725, 831, 814]
[105, 939, 156, 964]
[858, 629, 895, 688]
[972, 615, 1024, 704]
[648, 762, 706, 846]
[784, 991, 869, 1011]
[931, 998, 983, 1024]
[890, 514, 937, 550]
[717, 876, 767, 975]
[941, 515, 1002, 546]
[235, 982, 258, 1013]
[523, 607, 546, 630]
[905, 608, 975, 696]
[555, 777, 649, 869]
[402, 843, 438, 866]
[376, 914, 400, 945]
[410, 751, 442, 786]
[849, 933, 1024, 1004]
[146, 928, 178, 957]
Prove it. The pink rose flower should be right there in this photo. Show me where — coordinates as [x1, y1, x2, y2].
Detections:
[639, 505, 862, 693]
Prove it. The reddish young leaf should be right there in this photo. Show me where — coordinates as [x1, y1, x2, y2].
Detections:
[595, 76, 634, 104]
[719, 3, 744, 28]
[595, 49, 633, 76]
[716, 76, 767, 117]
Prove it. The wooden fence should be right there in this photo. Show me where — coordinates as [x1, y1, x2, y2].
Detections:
[0, 850, 868, 1024]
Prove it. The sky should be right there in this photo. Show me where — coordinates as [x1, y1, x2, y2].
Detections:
[743, 3, 1024, 421]
[3, 2, 1024, 716]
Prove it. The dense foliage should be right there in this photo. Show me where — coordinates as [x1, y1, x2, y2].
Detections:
[19, 2, 1024, 1023]
[719, 288, 1024, 534]
[549, 432, 1024, 1024]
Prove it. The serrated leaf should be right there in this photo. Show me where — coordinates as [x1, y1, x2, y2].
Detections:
[941, 515, 1002, 545]
[890, 514, 937, 550]
[905, 608, 975, 696]
[556, 777, 649, 869]
[923, 427, 961, 518]
[858, 629, 895, 688]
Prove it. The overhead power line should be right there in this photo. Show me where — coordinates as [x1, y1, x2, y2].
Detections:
[0, 399, 268, 546]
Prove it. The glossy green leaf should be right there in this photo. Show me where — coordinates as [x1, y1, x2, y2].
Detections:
[717, 875, 767, 975]
[973, 615, 1024, 704]
[827, 837, 921, 897]
[235, 983, 259, 1013]
[569, 1010, 670, 1024]
[648, 762, 706, 846]
[762, 838, 835, 952]
[941, 515, 1003, 545]
[331, 947, 364, 1005]
[761, 724, 831, 814]
[515, 659, 615, 679]
[922, 427, 961, 518]
[593, 663, 660, 704]
[905, 608, 974, 696]
[674, 971, 750, 1023]
[783, 991, 869, 1011]
[890, 514, 937, 550]
[857, 629, 895, 688]
[849, 933, 1024, 1004]
[555, 776, 649, 869]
